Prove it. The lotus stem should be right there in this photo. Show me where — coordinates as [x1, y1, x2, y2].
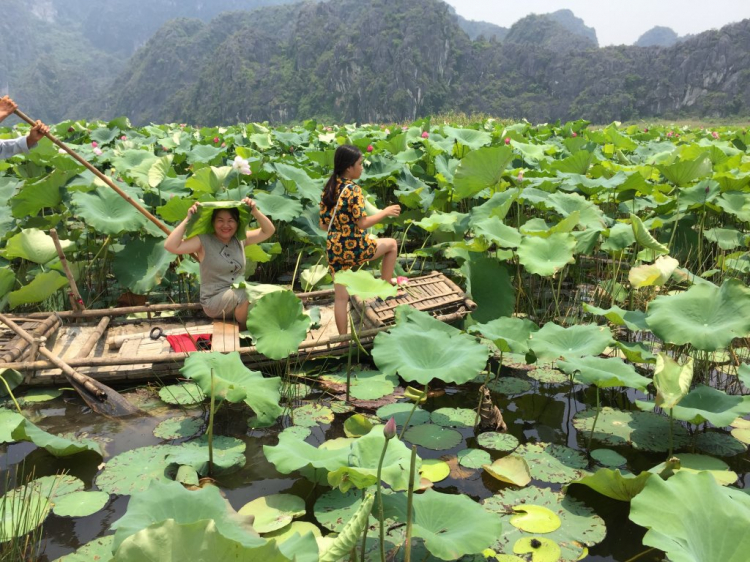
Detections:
[376, 431, 392, 562]
[474, 369, 492, 427]
[399, 383, 428, 440]
[208, 368, 216, 477]
[359, 488, 369, 562]
[290, 250, 305, 291]
[586, 385, 601, 453]
[668, 407, 674, 458]
[404, 444, 417, 562]
[0, 375, 23, 415]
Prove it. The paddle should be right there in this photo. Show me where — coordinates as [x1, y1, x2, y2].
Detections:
[0, 313, 140, 417]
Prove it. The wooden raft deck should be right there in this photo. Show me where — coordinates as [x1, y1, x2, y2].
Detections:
[0, 272, 475, 386]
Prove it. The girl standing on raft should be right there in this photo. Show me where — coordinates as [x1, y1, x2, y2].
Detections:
[319, 145, 401, 334]
[164, 198, 275, 325]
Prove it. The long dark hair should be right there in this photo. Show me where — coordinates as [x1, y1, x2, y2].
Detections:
[211, 207, 240, 223]
[322, 144, 362, 208]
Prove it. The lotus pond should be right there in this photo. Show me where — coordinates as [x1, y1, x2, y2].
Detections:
[1, 117, 750, 561]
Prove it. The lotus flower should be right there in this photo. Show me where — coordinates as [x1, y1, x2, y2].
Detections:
[367, 144, 374, 152]
[232, 155, 251, 175]
[644, 128, 649, 133]
[395, 276, 409, 286]
[402, 126, 408, 132]
[517, 170, 524, 182]
[58, 148, 66, 154]
[213, 137, 219, 143]
[712, 131, 720, 139]
[421, 131, 429, 139]
[572, 132, 578, 138]
[93, 147, 103, 156]
[383, 417, 397, 440]
[384, 128, 390, 135]
[120, 135, 127, 141]
[91, 141, 98, 148]
[667, 131, 674, 138]
[504, 137, 510, 145]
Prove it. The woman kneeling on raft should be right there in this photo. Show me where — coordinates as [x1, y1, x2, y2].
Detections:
[319, 144, 401, 335]
[164, 198, 275, 325]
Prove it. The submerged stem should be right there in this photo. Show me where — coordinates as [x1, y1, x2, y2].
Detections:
[587, 385, 601, 453]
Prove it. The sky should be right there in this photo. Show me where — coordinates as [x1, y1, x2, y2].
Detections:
[443, 0, 750, 46]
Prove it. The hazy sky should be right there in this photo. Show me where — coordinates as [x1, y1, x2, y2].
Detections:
[443, 0, 750, 46]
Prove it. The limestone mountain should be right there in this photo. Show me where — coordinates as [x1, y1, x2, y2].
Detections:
[635, 26, 681, 47]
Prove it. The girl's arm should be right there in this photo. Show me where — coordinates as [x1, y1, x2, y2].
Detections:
[242, 197, 276, 245]
[357, 205, 400, 230]
[164, 203, 204, 257]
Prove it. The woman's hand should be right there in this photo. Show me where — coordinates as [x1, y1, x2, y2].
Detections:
[383, 204, 401, 217]
[242, 197, 257, 212]
[0, 96, 17, 123]
[27, 121, 49, 146]
[187, 202, 200, 217]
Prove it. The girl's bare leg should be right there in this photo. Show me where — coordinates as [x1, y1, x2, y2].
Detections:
[234, 300, 250, 326]
[333, 282, 350, 335]
[370, 238, 398, 284]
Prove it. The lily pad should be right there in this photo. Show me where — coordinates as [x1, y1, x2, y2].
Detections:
[376, 403, 431, 427]
[153, 415, 204, 440]
[510, 505, 561, 533]
[695, 431, 747, 456]
[420, 459, 451, 483]
[95, 444, 177, 495]
[404, 424, 463, 451]
[486, 377, 533, 395]
[238, 494, 306, 533]
[431, 407, 477, 428]
[590, 449, 627, 468]
[457, 448, 491, 470]
[513, 536, 562, 562]
[52, 491, 109, 517]
[321, 369, 398, 401]
[21, 387, 62, 403]
[280, 426, 312, 440]
[343, 414, 374, 438]
[573, 407, 691, 452]
[165, 435, 246, 476]
[158, 383, 204, 405]
[483, 455, 532, 487]
[528, 367, 569, 385]
[52, 535, 114, 562]
[477, 432, 520, 452]
[515, 443, 587, 484]
[292, 403, 334, 427]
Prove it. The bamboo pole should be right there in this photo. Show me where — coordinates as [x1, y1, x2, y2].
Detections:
[50, 228, 84, 312]
[0, 315, 60, 363]
[74, 316, 111, 359]
[20, 302, 203, 320]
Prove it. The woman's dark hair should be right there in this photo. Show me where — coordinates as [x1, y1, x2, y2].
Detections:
[322, 144, 362, 208]
[211, 207, 240, 224]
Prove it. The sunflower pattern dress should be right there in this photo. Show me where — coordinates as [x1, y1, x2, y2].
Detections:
[320, 177, 378, 273]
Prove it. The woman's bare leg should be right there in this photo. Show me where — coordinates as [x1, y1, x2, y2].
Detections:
[333, 282, 350, 335]
[234, 300, 250, 326]
[370, 238, 398, 284]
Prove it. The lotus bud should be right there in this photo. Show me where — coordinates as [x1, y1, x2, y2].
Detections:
[91, 141, 98, 148]
[221, 142, 226, 148]
[213, 137, 219, 143]
[421, 131, 429, 139]
[396, 276, 409, 286]
[402, 126, 408, 132]
[384, 128, 390, 135]
[643, 128, 648, 133]
[712, 131, 720, 139]
[666, 131, 673, 138]
[383, 417, 397, 440]
[517, 170, 524, 182]
[93, 147, 103, 156]
[67, 126, 75, 133]
[572, 132, 578, 137]
[504, 137, 510, 145]
[121, 135, 127, 141]
[367, 144, 374, 152]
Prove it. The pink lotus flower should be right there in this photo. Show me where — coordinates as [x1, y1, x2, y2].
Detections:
[402, 126, 408, 132]
[383, 417, 397, 440]
[120, 135, 127, 141]
[213, 137, 219, 143]
[367, 144, 374, 152]
[221, 142, 226, 148]
[179, 124, 187, 128]
[91, 141, 98, 148]
[644, 128, 649, 133]
[517, 170, 524, 182]
[712, 131, 720, 139]
[572, 132, 578, 138]
[666, 131, 673, 138]
[395, 276, 409, 286]
[421, 131, 429, 139]
[93, 147, 103, 156]
[504, 137, 511, 145]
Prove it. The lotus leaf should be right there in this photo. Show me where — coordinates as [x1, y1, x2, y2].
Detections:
[529, 323, 612, 361]
[517, 233, 576, 277]
[376, 402, 430, 427]
[615, 340, 657, 363]
[731, 427, 750, 445]
[300, 264, 329, 290]
[314, 489, 381, 532]
[510, 505, 561, 533]
[319, 493, 375, 562]
[11, 419, 102, 457]
[657, 154, 712, 186]
[469, 190, 519, 223]
[557, 356, 651, 391]
[630, 471, 750, 562]
[453, 145, 514, 201]
[321, 369, 398, 401]
[292, 403, 334, 427]
[253, 192, 304, 222]
[485, 376, 533, 395]
[333, 268, 397, 300]
[590, 449, 627, 468]
[461, 255, 515, 323]
[263, 431, 350, 477]
[584, 304, 649, 332]
[373, 323, 488, 385]
[417, 459, 449, 483]
[573, 407, 690, 452]
[404, 424, 463, 451]
[52, 491, 109, 517]
[0, 269, 15, 300]
[483, 455, 532, 487]
[238, 494, 306, 533]
[274, 162, 321, 202]
[547, 191, 606, 230]
[468, 317, 539, 354]
[245, 290, 310, 360]
[431, 407, 477, 428]
[704, 227, 745, 250]
[442, 126, 491, 150]
[695, 431, 747, 457]
[414, 211, 470, 234]
[112, 237, 173, 294]
[1, 228, 72, 264]
[457, 448, 491, 469]
[158, 382, 204, 405]
[477, 432, 520, 452]
[264, 520, 321, 543]
[653, 352, 693, 409]
[650, 453, 738, 486]
[629, 255, 679, 288]
[630, 213, 669, 254]
[165, 435, 245, 475]
[343, 414, 374, 438]
[640, 384, 750, 427]
[8, 270, 69, 308]
[175, 465, 200, 486]
[185, 166, 232, 194]
[515, 443, 586, 484]
[601, 222, 636, 252]
[52, 535, 114, 562]
[0, 409, 24, 443]
[483, 486, 606, 562]
[646, 279, 750, 351]
[717, 191, 750, 222]
[472, 217, 522, 248]
[72, 188, 155, 236]
[528, 367, 569, 385]
[153, 415, 204, 440]
[569, 468, 651, 501]
[513, 536, 562, 562]
[95, 444, 178, 495]
[183, 200, 250, 239]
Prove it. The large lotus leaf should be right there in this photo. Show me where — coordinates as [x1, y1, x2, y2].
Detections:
[375, 403, 431, 427]
[442, 125, 492, 149]
[52, 536, 114, 562]
[158, 382, 204, 405]
[314, 489, 384, 532]
[52, 491, 109, 517]
[244, 376, 284, 427]
[360, 155, 402, 181]
[557, 356, 651, 391]
[393, 305, 462, 336]
[96, 444, 178, 495]
[321, 369, 398, 401]
[645, 279, 750, 351]
[71, 188, 150, 236]
[630, 214, 669, 255]
[180, 351, 257, 403]
[630, 471, 750, 562]
[165, 435, 246, 475]
[547, 191, 607, 230]
[641, 384, 750, 427]
[704, 227, 745, 251]
[186, 144, 226, 165]
[629, 255, 679, 288]
[515, 443, 587, 484]
[318, 493, 374, 562]
[403, 424, 463, 451]
[717, 191, 750, 222]
[0, 268, 15, 299]
[10, 170, 66, 218]
[582, 303, 649, 332]
[8, 270, 69, 308]
[0, 409, 24, 443]
[238, 494, 306, 533]
[469, 189, 519, 224]
[472, 217, 522, 248]
[274, 162, 321, 202]
[246, 291, 310, 360]
[11, 418, 102, 457]
[461, 254, 515, 323]
[695, 431, 747, 457]
[483, 456, 532, 487]
[1, 228, 72, 264]
[469, 317, 539, 354]
[113, 519, 288, 562]
[263, 431, 350, 475]
[573, 407, 690, 452]
[333, 269, 397, 300]
[254, 192, 304, 222]
[657, 154, 712, 186]
[111, 480, 260, 552]
[478, 431, 520, 451]
[529, 323, 612, 361]
[569, 468, 651, 501]
[647, 454, 738, 486]
[183, 201, 250, 239]
[453, 145, 514, 201]
[384, 488, 503, 560]
[517, 233, 576, 277]
[112, 237, 172, 294]
[184, 166, 231, 194]
[483, 487, 606, 562]
[153, 415, 203, 440]
[373, 323, 488, 385]
[550, 150, 597, 175]
[653, 353, 693, 409]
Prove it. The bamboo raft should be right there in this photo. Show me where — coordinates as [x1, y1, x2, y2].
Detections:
[0, 271, 475, 386]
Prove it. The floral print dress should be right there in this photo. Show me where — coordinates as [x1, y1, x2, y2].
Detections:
[320, 177, 377, 273]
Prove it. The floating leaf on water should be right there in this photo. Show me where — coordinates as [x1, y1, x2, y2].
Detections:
[96, 444, 178, 495]
[279, 426, 312, 440]
[376, 403, 430, 427]
[321, 369, 398, 401]
[329, 401, 354, 414]
[569, 469, 651, 502]
[293, 403, 334, 427]
[573, 407, 691, 452]
[457, 448, 491, 470]
[11, 419, 102, 457]
[0, 409, 25, 444]
[510, 505, 562, 533]
[483, 455, 532, 487]
[343, 414, 374, 438]
[477, 431, 520, 452]
[420, 459, 451, 483]
[263, 520, 321, 542]
[695, 431, 747, 457]
[403, 424, 463, 451]
[515, 443, 587, 484]
[590, 449, 627, 468]
[513, 536, 562, 562]
[166, 435, 246, 476]
[648, 453, 738, 486]
[52, 535, 114, 562]
[527, 367, 569, 385]
[731, 427, 750, 445]
[485, 377, 533, 395]
[158, 383, 204, 405]
[238, 493, 306, 534]
[21, 387, 62, 403]
[52, 491, 109, 517]
[431, 407, 477, 428]
[153, 414, 204, 440]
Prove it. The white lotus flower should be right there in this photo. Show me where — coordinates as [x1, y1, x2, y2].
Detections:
[232, 155, 252, 175]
